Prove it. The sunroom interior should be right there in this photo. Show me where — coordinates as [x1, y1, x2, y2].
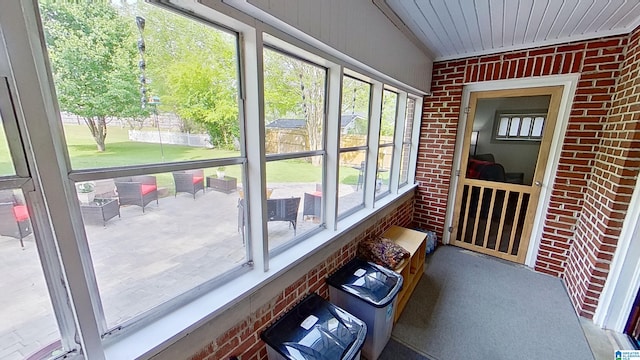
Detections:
[1, 0, 640, 359]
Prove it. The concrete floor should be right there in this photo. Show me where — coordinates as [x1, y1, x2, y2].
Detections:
[1, 182, 365, 359]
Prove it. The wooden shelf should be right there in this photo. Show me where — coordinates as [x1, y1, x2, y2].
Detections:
[382, 225, 427, 323]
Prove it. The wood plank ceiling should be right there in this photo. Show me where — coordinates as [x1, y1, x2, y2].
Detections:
[378, 0, 640, 61]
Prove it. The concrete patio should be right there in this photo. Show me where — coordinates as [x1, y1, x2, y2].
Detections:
[1, 182, 365, 359]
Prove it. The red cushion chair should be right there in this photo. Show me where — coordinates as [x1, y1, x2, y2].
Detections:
[0, 190, 31, 247]
[114, 175, 159, 213]
[172, 169, 205, 199]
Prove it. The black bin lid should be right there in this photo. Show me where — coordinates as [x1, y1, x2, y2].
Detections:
[261, 293, 367, 360]
[326, 258, 403, 308]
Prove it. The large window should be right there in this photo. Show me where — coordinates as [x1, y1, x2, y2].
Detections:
[38, 0, 248, 339]
[263, 47, 326, 253]
[1, 1, 423, 358]
[337, 75, 371, 217]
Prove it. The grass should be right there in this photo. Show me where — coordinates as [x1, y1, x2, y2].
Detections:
[0, 124, 364, 189]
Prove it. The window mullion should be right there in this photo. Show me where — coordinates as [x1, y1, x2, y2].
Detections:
[243, 26, 268, 271]
[408, 96, 423, 185]
[324, 64, 342, 231]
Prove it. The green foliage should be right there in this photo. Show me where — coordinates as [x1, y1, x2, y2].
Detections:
[40, 1, 148, 151]
[137, 4, 240, 150]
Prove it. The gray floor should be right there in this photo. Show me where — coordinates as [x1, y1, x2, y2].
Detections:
[392, 245, 617, 360]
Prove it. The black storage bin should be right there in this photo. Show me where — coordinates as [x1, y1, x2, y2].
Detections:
[326, 258, 403, 360]
[261, 293, 367, 360]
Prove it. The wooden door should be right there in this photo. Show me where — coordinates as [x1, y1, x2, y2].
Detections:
[450, 86, 563, 263]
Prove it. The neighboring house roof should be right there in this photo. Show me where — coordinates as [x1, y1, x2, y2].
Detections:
[340, 114, 363, 128]
[266, 119, 305, 129]
[266, 114, 365, 129]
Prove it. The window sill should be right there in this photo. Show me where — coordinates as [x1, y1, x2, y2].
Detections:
[103, 184, 416, 360]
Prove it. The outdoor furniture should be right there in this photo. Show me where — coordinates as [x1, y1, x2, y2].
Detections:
[173, 169, 205, 198]
[80, 198, 120, 226]
[237, 196, 301, 244]
[114, 175, 158, 213]
[267, 197, 301, 235]
[303, 191, 322, 221]
[354, 161, 365, 191]
[0, 190, 31, 247]
[207, 175, 236, 194]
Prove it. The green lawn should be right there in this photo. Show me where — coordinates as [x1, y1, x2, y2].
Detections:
[0, 124, 362, 187]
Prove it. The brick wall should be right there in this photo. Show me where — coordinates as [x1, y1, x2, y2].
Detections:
[188, 195, 415, 360]
[415, 32, 640, 316]
[565, 26, 640, 317]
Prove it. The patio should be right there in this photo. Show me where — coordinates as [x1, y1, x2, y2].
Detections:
[0, 181, 365, 359]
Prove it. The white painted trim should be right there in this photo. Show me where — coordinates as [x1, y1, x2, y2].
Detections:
[443, 74, 580, 268]
[593, 173, 640, 332]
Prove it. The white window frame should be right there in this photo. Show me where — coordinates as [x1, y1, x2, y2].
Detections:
[1, 0, 426, 358]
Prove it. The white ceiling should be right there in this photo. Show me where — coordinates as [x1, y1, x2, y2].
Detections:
[376, 0, 640, 61]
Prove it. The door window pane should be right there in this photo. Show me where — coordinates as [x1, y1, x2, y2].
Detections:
[340, 76, 370, 148]
[498, 117, 509, 136]
[338, 150, 366, 216]
[81, 166, 247, 327]
[263, 49, 326, 155]
[532, 117, 545, 137]
[0, 189, 62, 358]
[265, 156, 323, 252]
[509, 117, 521, 136]
[39, 1, 241, 169]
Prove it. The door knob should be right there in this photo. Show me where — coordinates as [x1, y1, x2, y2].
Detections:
[534, 181, 542, 187]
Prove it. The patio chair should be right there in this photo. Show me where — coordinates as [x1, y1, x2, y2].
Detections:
[114, 175, 158, 213]
[172, 169, 205, 199]
[237, 196, 301, 244]
[0, 190, 31, 247]
[267, 197, 301, 235]
[356, 161, 365, 191]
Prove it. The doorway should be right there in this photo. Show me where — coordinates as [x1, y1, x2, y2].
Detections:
[450, 86, 563, 264]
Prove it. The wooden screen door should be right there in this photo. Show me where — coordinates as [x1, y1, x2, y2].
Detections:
[450, 86, 563, 263]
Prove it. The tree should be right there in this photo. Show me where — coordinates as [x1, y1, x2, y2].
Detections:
[40, 1, 148, 151]
[134, 4, 240, 149]
[263, 50, 326, 156]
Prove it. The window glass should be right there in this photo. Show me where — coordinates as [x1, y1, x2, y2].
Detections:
[265, 156, 323, 252]
[380, 90, 398, 145]
[80, 165, 246, 327]
[0, 113, 16, 176]
[495, 113, 546, 140]
[498, 117, 509, 136]
[40, 1, 241, 170]
[263, 48, 326, 155]
[532, 117, 545, 137]
[338, 150, 366, 216]
[340, 76, 371, 148]
[0, 188, 62, 358]
[520, 117, 532, 136]
[399, 144, 411, 186]
[376, 146, 392, 194]
[399, 98, 416, 185]
[509, 117, 520, 136]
